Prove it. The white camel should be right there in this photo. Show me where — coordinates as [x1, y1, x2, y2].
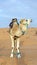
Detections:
[9, 18, 32, 58]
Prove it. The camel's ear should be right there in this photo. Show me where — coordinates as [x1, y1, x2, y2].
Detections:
[20, 19, 23, 24]
[20, 19, 26, 24]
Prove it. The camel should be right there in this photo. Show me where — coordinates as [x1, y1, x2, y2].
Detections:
[9, 18, 32, 58]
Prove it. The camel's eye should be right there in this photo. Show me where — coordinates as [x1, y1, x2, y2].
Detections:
[26, 20, 28, 22]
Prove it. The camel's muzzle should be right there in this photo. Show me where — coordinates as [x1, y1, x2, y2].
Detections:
[30, 19, 32, 22]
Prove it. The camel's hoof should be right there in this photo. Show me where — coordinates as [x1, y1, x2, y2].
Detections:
[10, 54, 13, 58]
[17, 53, 21, 58]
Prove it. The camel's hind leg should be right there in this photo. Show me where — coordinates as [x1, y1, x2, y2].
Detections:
[16, 38, 21, 58]
[10, 35, 14, 57]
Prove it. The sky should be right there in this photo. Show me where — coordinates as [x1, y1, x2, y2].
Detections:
[0, 0, 37, 28]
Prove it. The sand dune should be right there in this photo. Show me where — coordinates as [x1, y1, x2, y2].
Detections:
[0, 28, 37, 65]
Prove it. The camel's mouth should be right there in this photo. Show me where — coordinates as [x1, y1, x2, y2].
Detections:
[30, 19, 32, 22]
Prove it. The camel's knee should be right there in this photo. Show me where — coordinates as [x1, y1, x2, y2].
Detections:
[16, 46, 20, 53]
[11, 47, 14, 52]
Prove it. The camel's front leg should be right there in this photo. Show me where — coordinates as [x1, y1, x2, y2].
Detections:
[16, 38, 21, 58]
[10, 35, 14, 57]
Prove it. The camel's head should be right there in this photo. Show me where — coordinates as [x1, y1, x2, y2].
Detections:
[20, 19, 32, 25]
[20, 19, 32, 34]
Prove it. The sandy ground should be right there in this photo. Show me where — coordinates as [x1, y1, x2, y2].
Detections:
[0, 28, 37, 65]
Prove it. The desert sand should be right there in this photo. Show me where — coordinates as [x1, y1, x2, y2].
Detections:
[0, 28, 37, 65]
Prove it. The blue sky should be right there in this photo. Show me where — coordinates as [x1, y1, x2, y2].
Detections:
[0, 0, 37, 28]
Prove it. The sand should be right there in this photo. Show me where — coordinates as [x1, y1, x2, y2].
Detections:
[0, 28, 37, 65]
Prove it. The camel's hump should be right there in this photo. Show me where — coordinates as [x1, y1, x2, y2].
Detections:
[12, 24, 19, 34]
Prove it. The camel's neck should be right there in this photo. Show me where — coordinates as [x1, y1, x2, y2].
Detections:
[19, 23, 28, 35]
